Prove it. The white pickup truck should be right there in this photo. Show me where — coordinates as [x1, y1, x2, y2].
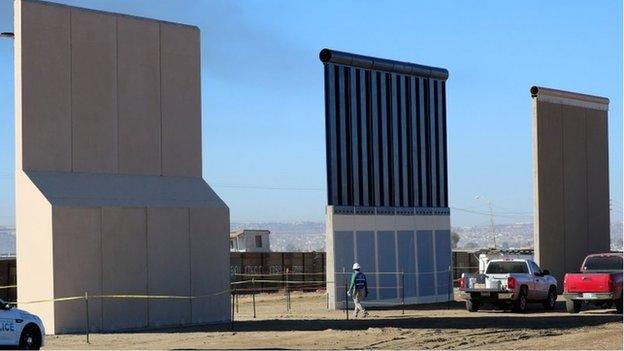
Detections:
[459, 258, 558, 312]
[0, 299, 45, 349]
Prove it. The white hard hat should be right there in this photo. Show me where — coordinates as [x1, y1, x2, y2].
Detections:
[352, 263, 360, 270]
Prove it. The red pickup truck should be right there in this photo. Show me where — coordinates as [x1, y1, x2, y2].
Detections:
[563, 253, 622, 314]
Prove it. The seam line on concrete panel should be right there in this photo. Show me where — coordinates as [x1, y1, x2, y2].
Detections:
[188, 207, 192, 323]
[115, 17, 119, 174]
[432, 224, 438, 302]
[373, 230, 380, 300]
[69, 9, 73, 172]
[145, 207, 150, 326]
[393, 230, 399, 299]
[583, 112, 589, 258]
[100, 207, 104, 329]
[158, 24, 163, 176]
[413, 228, 419, 297]
[353, 230, 357, 263]
[559, 104, 566, 273]
[197, 29, 202, 178]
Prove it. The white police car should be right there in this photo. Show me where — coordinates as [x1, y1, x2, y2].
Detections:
[0, 299, 44, 349]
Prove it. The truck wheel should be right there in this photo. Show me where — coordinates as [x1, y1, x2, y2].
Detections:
[543, 287, 557, 310]
[513, 287, 528, 313]
[19, 324, 41, 350]
[466, 299, 480, 312]
[615, 298, 622, 314]
[566, 300, 582, 313]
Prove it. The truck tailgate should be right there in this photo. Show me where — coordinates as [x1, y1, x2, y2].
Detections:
[565, 273, 612, 293]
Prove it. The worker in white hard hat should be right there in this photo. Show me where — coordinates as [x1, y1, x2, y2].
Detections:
[347, 262, 369, 318]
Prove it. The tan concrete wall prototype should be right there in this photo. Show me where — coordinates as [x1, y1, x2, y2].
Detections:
[101, 207, 148, 331]
[117, 17, 161, 175]
[147, 208, 191, 327]
[15, 0, 229, 334]
[532, 86, 610, 289]
[17, 0, 201, 177]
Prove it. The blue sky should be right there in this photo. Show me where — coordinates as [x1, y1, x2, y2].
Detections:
[0, 0, 622, 227]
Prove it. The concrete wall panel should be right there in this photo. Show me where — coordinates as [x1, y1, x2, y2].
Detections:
[377, 231, 397, 300]
[534, 101, 565, 277]
[397, 231, 416, 298]
[15, 172, 55, 332]
[190, 207, 230, 324]
[101, 207, 148, 330]
[585, 110, 610, 254]
[147, 207, 191, 326]
[561, 105, 588, 273]
[71, 9, 118, 173]
[355, 231, 376, 300]
[19, 1, 71, 171]
[333, 231, 353, 303]
[417, 230, 434, 296]
[435, 230, 451, 295]
[117, 17, 161, 175]
[160, 23, 201, 177]
[52, 206, 102, 333]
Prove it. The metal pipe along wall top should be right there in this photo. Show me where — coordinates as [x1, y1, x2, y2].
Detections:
[319, 49, 449, 80]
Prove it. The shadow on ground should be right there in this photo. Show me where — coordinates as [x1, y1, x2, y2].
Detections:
[95, 300, 621, 335]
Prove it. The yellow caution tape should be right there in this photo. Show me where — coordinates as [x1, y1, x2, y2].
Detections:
[13, 289, 232, 305]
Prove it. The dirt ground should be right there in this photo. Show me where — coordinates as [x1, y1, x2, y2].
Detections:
[44, 291, 623, 350]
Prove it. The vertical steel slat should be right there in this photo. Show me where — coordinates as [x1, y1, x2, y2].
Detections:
[400, 75, 409, 207]
[418, 78, 428, 207]
[429, 79, 438, 207]
[410, 77, 419, 207]
[442, 81, 448, 207]
[359, 69, 369, 206]
[338, 66, 348, 205]
[326, 64, 338, 205]
[380, 73, 390, 207]
[350, 67, 360, 206]
[391, 74, 400, 207]
[437, 80, 446, 208]
[371, 72, 381, 206]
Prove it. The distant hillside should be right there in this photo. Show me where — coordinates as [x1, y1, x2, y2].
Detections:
[0, 227, 15, 255]
[0, 219, 620, 255]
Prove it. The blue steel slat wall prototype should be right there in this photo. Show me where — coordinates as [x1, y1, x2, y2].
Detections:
[321, 50, 449, 209]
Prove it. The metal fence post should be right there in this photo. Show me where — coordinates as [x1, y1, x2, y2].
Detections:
[448, 265, 453, 310]
[252, 278, 256, 318]
[231, 290, 235, 321]
[84, 292, 90, 344]
[285, 270, 289, 311]
[401, 271, 405, 315]
[344, 283, 349, 320]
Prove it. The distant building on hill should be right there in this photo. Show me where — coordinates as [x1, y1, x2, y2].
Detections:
[230, 229, 271, 252]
